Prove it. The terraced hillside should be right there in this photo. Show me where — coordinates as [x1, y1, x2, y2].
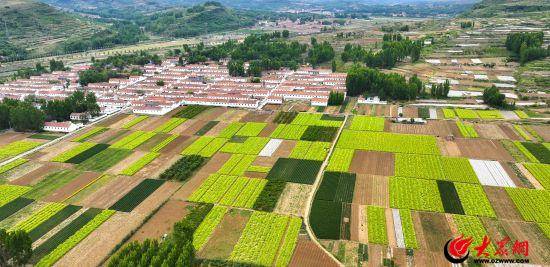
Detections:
[463, 0, 550, 18]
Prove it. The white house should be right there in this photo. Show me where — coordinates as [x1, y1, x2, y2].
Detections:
[44, 121, 82, 133]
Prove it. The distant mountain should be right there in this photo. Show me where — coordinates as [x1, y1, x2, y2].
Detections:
[0, 0, 104, 59]
[461, 0, 550, 18]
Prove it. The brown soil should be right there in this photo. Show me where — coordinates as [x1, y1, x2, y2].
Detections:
[136, 133, 170, 152]
[177, 120, 209, 136]
[499, 220, 550, 265]
[499, 124, 521, 140]
[135, 116, 170, 131]
[403, 107, 418, 118]
[530, 125, 550, 142]
[97, 113, 129, 127]
[475, 123, 508, 139]
[243, 171, 267, 178]
[252, 156, 278, 167]
[77, 175, 145, 209]
[240, 112, 270, 123]
[109, 114, 138, 129]
[349, 151, 394, 176]
[0, 132, 30, 146]
[411, 211, 428, 250]
[204, 121, 228, 136]
[353, 174, 389, 207]
[197, 209, 251, 260]
[128, 199, 189, 243]
[10, 162, 69, 186]
[454, 138, 514, 161]
[195, 107, 227, 121]
[171, 153, 232, 201]
[132, 181, 182, 216]
[258, 123, 278, 137]
[384, 208, 396, 248]
[412, 250, 451, 267]
[106, 150, 146, 175]
[418, 211, 452, 252]
[350, 204, 360, 242]
[271, 140, 296, 158]
[366, 244, 384, 267]
[273, 183, 311, 217]
[43, 171, 100, 202]
[161, 135, 193, 156]
[388, 120, 460, 137]
[483, 186, 523, 221]
[136, 154, 180, 179]
[437, 138, 463, 157]
[37, 141, 79, 162]
[289, 238, 340, 267]
[500, 161, 526, 188]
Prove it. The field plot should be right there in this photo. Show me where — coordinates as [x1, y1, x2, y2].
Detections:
[258, 139, 283, 157]
[300, 126, 339, 142]
[456, 120, 478, 138]
[12, 202, 67, 232]
[289, 141, 330, 161]
[353, 174, 389, 207]
[152, 118, 187, 133]
[349, 116, 385, 131]
[267, 158, 322, 184]
[395, 154, 443, 180]
[77, 148, 132, 172]
[291, 113, 343, 127]
[454, 183, 496, 217]
[193, 206, 228, 251]
[110, 131, 156, 150]
[218, 122, 245, 138]
[235, 122, 267, 136]
[109, 179, 165, 212]
[274, 183, 311, 217]
[217, 154, 256, 176]
[219, 137, 270, 155]
[389, 177, 444, 212]
[453, 215, 495, 255]
[505, 187, 550, 223]
[289, 237, 340, 267]
[337, 130, 440, 155]
[0, 197, 34, 221]
[72, 127, 108, 142]
[0, 140, 42, 160]
[469, 159, 515, 187]
[121, 116, 148, 129]
[23, 170, 82, 200]
[523, 163, 550, 189]
[50, 142, 96, 163]
[173, 105, 211, 119]
[366, 206, 388, 244]
[120, 152, 160, 176]
[270, 124, 308, 140]
[188, 174, 267, 209]
[349, 150, 394, 177]
[326, 148, 354, 173]
[0, 158, 28, 175]
[455, 109, 479, 119]
[229, 211, 301, 266]
[521, 142, 550, 164]
[64, 143, 110, 164]
[454, 139, 513, 161]
[43, 171, 102, 202]
[475, 124, 508, 139]
[197, 209, 251, 260]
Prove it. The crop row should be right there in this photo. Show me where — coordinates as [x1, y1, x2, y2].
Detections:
[291, 113, 342, 127]
[456, 120, 478, 138]
[111, 131, 156, 150]
[236, 122, 267, 136]
[0, 140, 42, 160]
[181, 136, 216, 155]
[476, 110, 503, 119]
[120, 152, 160, 176]
[153, 118, 187, 133]
[230, 212, 292, 266]
[274, 217, 302, 267]
[76, 148, 132, 172]
[455, 183, 496, 217]
[247, 165, 271, 173]
[218, 154, 256, 176]
[514, 110, 529, 119]
[367, 206, 388, 244]
[505, 187, 550, 223]
[121, 116, 148, 129]
[513, 141, 539, 163]
[453, 215, 495, 255]
[14, 202, 67, 232]
[150, 134, 178, 152]
[173, 105, 210, 119]
[220, 137, 270, 155]
[454, 109, 479, 119]
[349, 116, 385, 131]
[36, 209, 115, 267]
[523, 163, 550, 190]
[109, 179, 165, 212]
[72, 127, 107, 142]
[513, 125, 532, 141]
[337, 130, 440, 155]
[443, 109, 457, 119]
[218, 122, 244, 138]
[289, 141, 330, 161]
[399, 209, 418, 249]
[390, 177, 444, 212]
[0, 184, 32, 207]
[192, 206, 227, 251]
[51, 142, 96, 162]
[395, 154, 479, 183]
[270, 124, 308, 140]
[0, 158, 28, 174]
[188, 174, 266, 208]
[326, 148, 354, 172]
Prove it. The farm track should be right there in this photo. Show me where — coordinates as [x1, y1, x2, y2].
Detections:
[303, 114, 348, 267]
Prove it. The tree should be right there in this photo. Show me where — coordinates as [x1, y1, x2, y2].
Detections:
[85, 93, 101, 117]
[0, 230, 32, 266]
[331, 60, 337, 72]
[328, 91, 345, 106]
[228, 60, 245, 76]
[247, 61, 262, 77]
[43, 99, 71, 121]
[345, 64, 368, 97]
[282, 30, 290, 38]
[156, 80, 165, 86]
[49, 60, 65, 71]
[483, 85, 506, 108]
[0, 104, 10, 130]
[9, 103, 45, 132]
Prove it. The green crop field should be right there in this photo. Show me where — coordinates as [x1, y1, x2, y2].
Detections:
[349, 116, 385, 131]
[51, 142, 97, 162]
[505, 187, 550, 223]
[289, 141, 330, 161]
[270, 124, 308, 140]
[367, 206, 388, 244]
[453, 215, 495, 255]
[476, 110, 503, 119]
[109, 179, 165, 212]
[514, 110, 529, 119]
[24, 170, 82, 200]
[65, 143, 110, 164]
[399, 209, 418, 249]
[72, 127, 108, 142]
[291, 113, 342, 127]
[310, 200, 342, 239]
[252, 180, 286, 212]
[28, 205, 82, 242]
[456, 120, 478, 138]
[219, 137, 269, 155]
[513, 141, 539, 163]
[13, 202, 67, 232]
[521, 142, 550, 164]
[443, 109, 456, 119]
[121, 116, 148, 129]
[0, 197, 34, 221]
[455, 109, 479, 119]
[120, 152, 160, 176]
[326, 148, 354, 172]
[218, 123, 245, 138]
[337, 130, 440, 155]
[267, 158, 322, 184]
[151, 134, 178, 152]
[455, 183, 496, 217]
[514, 125, 532, 141]
[173, 105, 210, 119]
[0, 140, 42, 160]
[235, 122, 267, 136]
[523, 163, 550, 190]
[153, 118, 187, 133]
[77, 148, 132, 172]
[300, 126, 339, 142]
[192, 206, 227, 251]
[110, 131, 156, 150]
[0, 158, 28, 174]
[390, 177, 444, 212]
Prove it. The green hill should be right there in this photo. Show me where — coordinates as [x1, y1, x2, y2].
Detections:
[0, 0, 104, 59]
[462, 0, 550, 18]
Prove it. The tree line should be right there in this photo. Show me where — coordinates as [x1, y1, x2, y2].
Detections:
[0, 229, 32, 266]
[0, 91, 100, 132]
[505, 32, 548, 64]
[341, 33, 423, 69]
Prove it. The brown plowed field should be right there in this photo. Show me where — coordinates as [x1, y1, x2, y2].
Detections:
[499, 124, 521, 140]
[349, 151, 394, 176]
[128, 199, 189, 243]
[204, 121, 228, 136]
[195, 107, 227, 121]
[475, 124, 508, 139]
[385, 208, 396, 248]
[240, 112, 270, 122]
[43, 171, 100, 202]
[161, 135, 193, 156]
[353, 174, 389, 207]
[271, 140, 296, 158]
[198, 209, 251, 260]
[136, 133, 170, 151]
[177, 120, 209, 136]
[258, 123, 278, 137]
[10, 162, 68, 186]
[412, 250, 451, 267]
[289, 238, 340, 267]
[500, 161, 527, 188]
[132, 181, 182, 216]
[97, 113, 129, 127]
[530, 125, 550, 142]
[37, 141, 79, 162]
[77, 175, 145, 209]
[135, 116, 169, 131]
[499, 220, 550, 265]
[483, 186, 523, 221]
[109, 114, 139, 129]
[418, 212, 452, 252]
[411, 211, 428, 250]
[252, 156, 278, 167]
[350, 204, 360, 242]
[136, 154, 180, 179]
[389, 120, 460, 137]
[0, 132, 29, 145]
[437, 138, 462, 157]
[454, 138, 513, 161]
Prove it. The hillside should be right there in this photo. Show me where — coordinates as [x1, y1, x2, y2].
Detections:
[0, 0, 104, 59]
[462, 0, 550, 18]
